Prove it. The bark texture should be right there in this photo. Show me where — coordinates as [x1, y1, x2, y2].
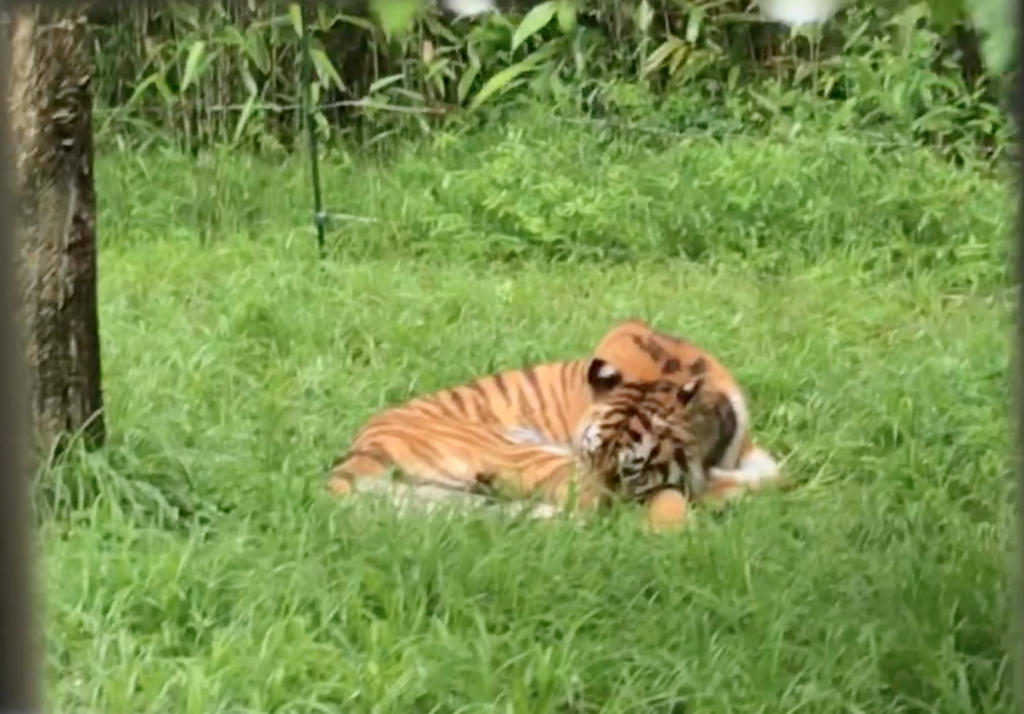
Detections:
[9, 6, 105, 454]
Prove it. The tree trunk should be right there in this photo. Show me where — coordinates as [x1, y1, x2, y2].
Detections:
[9, 5, 105, 455]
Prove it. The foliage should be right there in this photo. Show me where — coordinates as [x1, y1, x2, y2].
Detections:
[90, 0, 1013, 162]
[384, 0, 1015, 69]
[93, 113, 1011, 280]
[41, 121, 1013, 712]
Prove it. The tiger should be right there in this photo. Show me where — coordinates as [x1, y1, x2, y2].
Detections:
[326, 318, 783, 526]
[329, 357, 720, 529]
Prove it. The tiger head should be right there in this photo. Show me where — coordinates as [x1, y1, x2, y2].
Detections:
[571, 357, 731, 503]
[590, 319, 751, 474]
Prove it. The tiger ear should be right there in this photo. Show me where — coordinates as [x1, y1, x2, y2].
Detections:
[586, 358, 624, 395]
[678, 375, 704, 404]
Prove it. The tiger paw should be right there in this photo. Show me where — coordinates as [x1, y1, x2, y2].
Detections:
[326, 476, 354, 497]
[644, 489, 690, 533]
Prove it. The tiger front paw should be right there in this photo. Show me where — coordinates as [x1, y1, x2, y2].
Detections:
[644, 489, 690, 533]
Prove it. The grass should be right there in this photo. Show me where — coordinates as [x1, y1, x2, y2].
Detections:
[41, 115, 1015, 713]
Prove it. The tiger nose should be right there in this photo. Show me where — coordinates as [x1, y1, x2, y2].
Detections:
[619, 451, 644, 465]
[618, 452, 648, 475]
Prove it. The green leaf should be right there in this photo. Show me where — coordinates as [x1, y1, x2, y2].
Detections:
[457, 61, 481, 105]
[124, 72, 166, 107]
[369, 0, 423, 39]
[233, 94, 259, 145]
[635, 0, 654, 34]
[927, 0, 965, 26]
[641, 35, 685, 78]
[336, 13, 378, 33]
[239, 64, 258, 97]
[556, 0, 578, 34]
[154, 73, 176, 105]
[684, 6, 704, 44]
[245, 32, 270, 74]
[310, 47, 345, 91]
[287, 3, 303, 36]
[467, 44, 558, 110]
[179, 40, 206, 94]
[468, 62, 531, 110]
[511, 0, 558, 53]
[368, 73, 406, 95]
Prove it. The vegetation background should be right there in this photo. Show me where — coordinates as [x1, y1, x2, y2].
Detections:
[43, 0, 1017, 712]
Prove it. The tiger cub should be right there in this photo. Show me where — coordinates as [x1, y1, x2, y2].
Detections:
[329, 357, 723, 530]
[327, 318, 781, 509]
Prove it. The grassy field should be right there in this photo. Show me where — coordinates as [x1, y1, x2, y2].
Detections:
[41, 118, 1015, 713]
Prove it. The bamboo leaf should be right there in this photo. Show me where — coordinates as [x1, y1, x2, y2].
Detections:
[635, 0, 654, 34]
[310, 48, 345, 91]
[288, 3, 303, 36]
[511, 1, 557, 53]
[368, 73, 406, 95]
[239, 64, 258, 97]
[335, 13, 378, 33]
[641, 36, 685, 78]
[684, 6, 704, 44]
[221, 25, 245, 48]
[555, 0, 578, 33]
[467, 45, 558, 110]
[124, 73, 165, 107]
[179, 40, 206, 94]
[246, 32, 270, 74]
[457, 62, 481, 105]
[233, 94, 259, 145]
[468, 62, 533, 110]
[668, 44, 690, 76]
[369, 0, 423, 39]
[153, 73, 176, 105]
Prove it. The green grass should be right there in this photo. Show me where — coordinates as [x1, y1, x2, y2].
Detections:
[43, 118, 1015, 713]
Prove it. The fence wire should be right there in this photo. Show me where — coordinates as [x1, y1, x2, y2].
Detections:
[90, 96, 1009, 237]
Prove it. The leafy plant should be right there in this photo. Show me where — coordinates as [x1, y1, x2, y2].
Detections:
[90, 0, 1012, 162]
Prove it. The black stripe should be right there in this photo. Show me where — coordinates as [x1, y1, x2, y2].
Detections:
[554, 363, 576, 438]
[522, 366, 558, 437]
[448, 388, 468, 417]
[493, 372, 512, 404]
[703, 397, 738, 470]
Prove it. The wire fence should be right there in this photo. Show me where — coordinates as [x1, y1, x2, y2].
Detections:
[93, 97, 951, 148]
[90, 94, 1011, 236]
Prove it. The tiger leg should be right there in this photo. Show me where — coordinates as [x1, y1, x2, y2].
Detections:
[326, 449, 391, 497]
[329, 448, 507, 517]
[329, 417, 570, 514]
[478, 440, 620, 522]
[539, 477, 604, 515]
[707, 441, 786, 501]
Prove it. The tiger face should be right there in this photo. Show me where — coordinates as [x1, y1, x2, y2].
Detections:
[571, 357, 710, 503]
